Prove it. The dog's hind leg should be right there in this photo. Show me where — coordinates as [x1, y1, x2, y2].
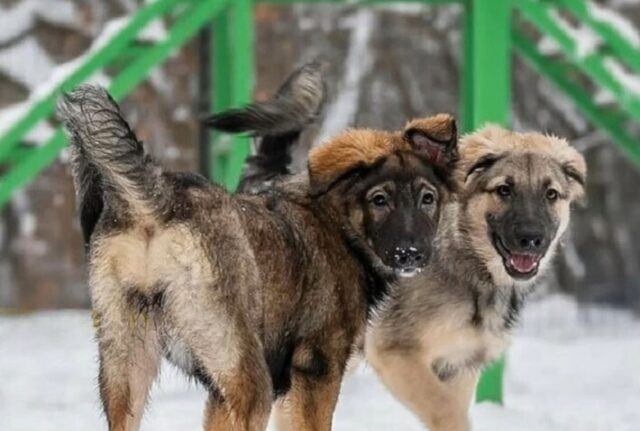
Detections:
[95, 294, 162, 431]
[195, 338, 273, 431]
[165, 299, 272, 431]
[202, 363, 272, 431]
[270, 399, 294, 431]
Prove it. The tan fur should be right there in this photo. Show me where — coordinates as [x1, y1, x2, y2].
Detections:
[361, 126, 587, 431]
[404, 113, 457, 143]
[308, 113, 457, 194]
[366, 334, 477, 431]
[458, 125, 587, 200]
[308, 129, 404, 192]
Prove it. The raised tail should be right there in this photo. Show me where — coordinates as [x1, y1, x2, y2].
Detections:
[57, 85, 164, 233]
[206, 61, 326, 192]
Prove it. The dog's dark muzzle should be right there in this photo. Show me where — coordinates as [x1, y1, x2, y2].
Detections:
[388, 246, 430, 278]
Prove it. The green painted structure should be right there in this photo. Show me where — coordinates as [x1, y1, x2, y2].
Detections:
[0, 0, 639, 404]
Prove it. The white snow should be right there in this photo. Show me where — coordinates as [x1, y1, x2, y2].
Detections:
[548, 10, 601, 59]
[587, 2, 640, 48]
[138, 19, 168, 43]
[0, 11, 147, 145]
[0, 294, 638, 431]
[0, 37, 56, 91]
[611, 0, 640, 6]
[594, 87, 617, 105]
[537, 36, 561, 56]
[319, 10, 376, 142]
[172, 105, 190, 122]
[0, 0, 77, 44]
[0, 6, 173, 145]
[369, 4, 427, 15]
[537, 79, 588, 133]
[0, 102, 54, 145]
[603, 58, 640, 97]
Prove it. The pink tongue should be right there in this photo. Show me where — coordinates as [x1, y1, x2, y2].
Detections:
[509, 254, 538, 273]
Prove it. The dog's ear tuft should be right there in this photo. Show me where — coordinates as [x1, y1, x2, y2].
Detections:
[403, 114, 458, 168]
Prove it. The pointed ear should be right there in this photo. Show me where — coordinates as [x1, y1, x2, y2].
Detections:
[403, 114, 458, 168]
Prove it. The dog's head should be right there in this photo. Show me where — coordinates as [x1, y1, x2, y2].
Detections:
[456, 126, 586, 285]
[308, 114, 458, 278]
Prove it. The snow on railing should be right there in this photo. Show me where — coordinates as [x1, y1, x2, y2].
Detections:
[0, 0, 177, 154]
[519, 0, 640, 121]
[0, 0, 233, 208]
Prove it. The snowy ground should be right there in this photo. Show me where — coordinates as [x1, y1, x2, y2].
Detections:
[1, 295, 639, 431]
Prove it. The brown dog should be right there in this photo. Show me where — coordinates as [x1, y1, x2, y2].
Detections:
[58, 81, 458, 431]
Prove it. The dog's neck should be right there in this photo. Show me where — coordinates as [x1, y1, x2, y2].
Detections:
[434, 202, 538, 331]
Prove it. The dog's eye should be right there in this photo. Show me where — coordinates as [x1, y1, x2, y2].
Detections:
[496, 185, 511, 197]
[371, 193, 388, 207]
[546, 188, 558, 201]
[421, 192, 435, 206]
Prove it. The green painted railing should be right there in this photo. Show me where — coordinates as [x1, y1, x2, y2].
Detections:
[514, 0, 640, 167]
[0, 0, 251, 205]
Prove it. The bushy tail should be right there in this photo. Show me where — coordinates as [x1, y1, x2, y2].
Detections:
[206, 61, 326, 192]
[57, 85, 164, 237]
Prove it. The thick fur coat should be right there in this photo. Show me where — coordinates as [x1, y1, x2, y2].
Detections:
[59, 81, 457, 431]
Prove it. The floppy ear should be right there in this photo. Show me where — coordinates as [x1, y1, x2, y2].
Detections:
[403, 114, 458, 168]
[562, 147, 587, 202]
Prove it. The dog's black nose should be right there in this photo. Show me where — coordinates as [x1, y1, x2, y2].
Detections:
[393, 248, 425, 269]
[514, 226, 545, 251]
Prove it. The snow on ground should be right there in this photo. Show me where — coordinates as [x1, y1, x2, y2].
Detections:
[1, 295, 639, 431]
[0, 0, 77, 44]
[587, 1, 640, 48]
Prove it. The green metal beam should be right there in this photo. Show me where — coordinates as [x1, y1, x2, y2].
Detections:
[462, 0, 512, 132]
[517, 0, 640, 122]
[0, 0, 231, 207]
[513, 30, 640, 167]
[547, 0, 640, 73]
[223, 0, 255, 190]
[0, 0, 184, 162]
[209, 0, 255, 190]
[211, 8, 233, 184]
[462, 0, 512, 404]
[258, 0, 462, 4]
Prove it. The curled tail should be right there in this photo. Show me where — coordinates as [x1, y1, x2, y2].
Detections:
[57, 85, 164, 239]
[206, 61, 327, 192]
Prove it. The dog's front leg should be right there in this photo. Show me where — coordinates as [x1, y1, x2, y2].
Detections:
[365, 329, 477, 431]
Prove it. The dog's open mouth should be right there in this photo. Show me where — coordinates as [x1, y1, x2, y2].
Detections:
[492, 234, 542, 280]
